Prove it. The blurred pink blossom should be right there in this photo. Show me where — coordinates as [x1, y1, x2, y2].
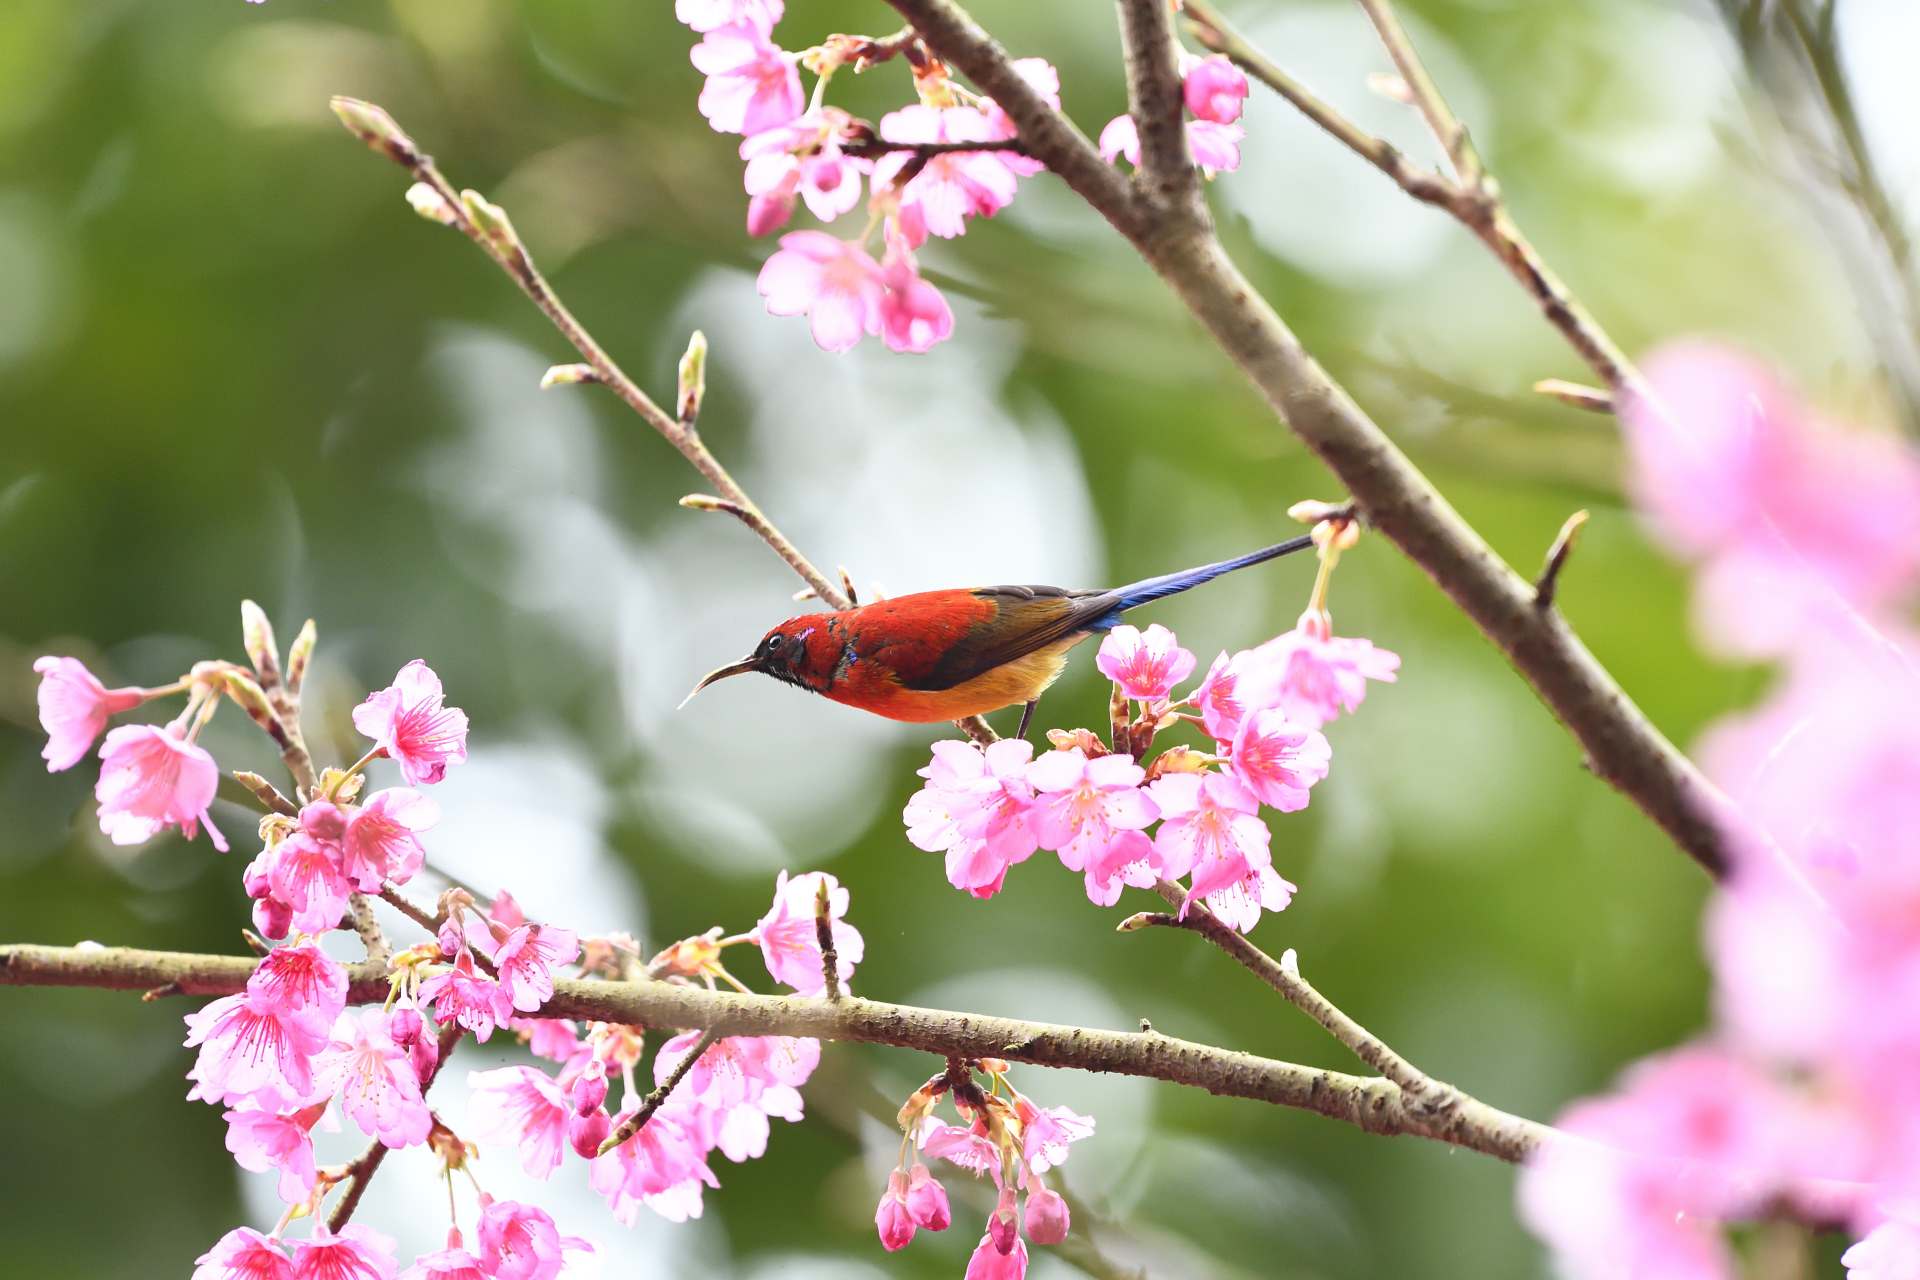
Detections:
[95, 722, 228, 851]
[905, 1162, 952, 1230]
[475, 1198, 590, 1280]
[469, 1066, 571, 1179]
[676, 0, 781, 36]
[876, 1169, 917, 1251]
[965, 1232, 1029, 1280]
[754, 870, 863, 995]
[690, 23, 802, 136]
[193, 1228, 293, 1280]
[741, 111, 866, 226]
[590, 1101, 719, 1224]
[877, 240, 955, 355]
[1183, 54, 1248, 124]
[1253, 612, 1400, 729]
[755, 231, 886, 352]
[874, 105, 1020, 238]
[289, 1225, 397, 1280]
[1023, 1185, 1070, 1245]
[33, 655, 143, 771]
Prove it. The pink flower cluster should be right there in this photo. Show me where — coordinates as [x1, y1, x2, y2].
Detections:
[1520, 343, 1920, 1277]
[879, 1060, 1094, 1278]
[905, 617, 1396, 931]
[676, 4, 1069, 353]
[1098, 53, 1248, 177]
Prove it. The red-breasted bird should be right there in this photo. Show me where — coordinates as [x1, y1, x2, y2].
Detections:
[682, 534, 1317, 737]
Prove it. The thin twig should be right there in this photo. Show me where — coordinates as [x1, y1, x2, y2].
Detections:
[231, 770, 297, 817]
[1129, 882, 1447, 1106]
[0, 942, 1549, 1163]
[842, 137, 1029, 160]
[331, 99, 998, 750]
[884, 0, 1733, 878]
[1532, 378, 1615, 414]
[1534, 510, 1590, 610]
[598, 1027, 724, 1155]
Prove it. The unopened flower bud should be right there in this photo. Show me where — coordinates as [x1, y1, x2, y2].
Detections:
[240, 600, 281, 688]
[1286, 498, 1350, 525]
[988, 1186, 1019, 1254]
[1023, 1186, 1070, 1245]
[539, 363, 597, 390]
[567, 1108, 611, 1158]
[329, 96, 420, 165]
[1366, 71, 1414, 104]
[677, 330, 708, 425]
[405, 182, 459, 226]
[572, 1061, 608, 1115]
[285, 618, 316, 696]
[222, 670, 280, 734]
[905, 1163, 951, 1231]
[875, 1171, 916, 1252]
[459, 189, 526, 267]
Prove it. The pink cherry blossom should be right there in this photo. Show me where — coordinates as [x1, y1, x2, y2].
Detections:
[676, 0, 780, 35]
[1621, 342, 1920, 656]
[33, 656, 144, 771]
[1027, 748, 1159, 875]
[690, 23, 802, 136]
[741, 111, 867, 225]
[493, 924, 579, 1013]
[1229, 707, 1331, 812]
[965, 1233, 1030, 1280]
[1147, 771, 1272, 911]
[193, 1227, 294, 1280]
[477, 1198, 590, 1280]
[981, 58, 1058, 177]
[654, 1031, 818, 1162]
[1080, 828, 1162, 908]
[351, 660, 469, 786]
[876, 1169, 917, 1251]
[1253, 612, 1399, 730]
[95, 722, 228, 851]
[339, 789, 436, 891]
[874, 105, 1020, 239]
[590, 1101, 719, 1224]
[1097, 114, 1243, 176]
[1023, 1185, 1070, 1245]
[248, 942, 348, 1032]
[756, 231, 886, 352]
[244, 851, 295, 940]
[906, 1162, 952, 1230]
[1201, 863, 1297, 933]
[1183, 54, 1248, 124]
[877, 242, 954, 355]
[265, 833, 351, 936]
[988, 1185, 1019, 1253]
[754, 869, 864, 995]
[468, 1065, 570, 1179]
[289, 1225, 397, 1280]
[420, 948, 513, 1042]
[224, 1102, 328, 1203]
[1095, 624, 1196, 701]
[1014, 1096, 1095, 1175]
[1185, 119, 1244, 175]
[903, 739, 1040, 898]
[1193, 649, 1262, 744]
[513, 1016, 583, 1064]
[387, 1003, 441, 1084]
[185, 990, 329, 1108]
[312, 1008, 433, 1148]
[921, 1120, 1001, 1180]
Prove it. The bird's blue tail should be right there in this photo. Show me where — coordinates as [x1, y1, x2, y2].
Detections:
[1091, 534, 1317, 628]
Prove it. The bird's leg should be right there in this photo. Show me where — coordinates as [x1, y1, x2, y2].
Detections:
[1015, 699, 1037, 742]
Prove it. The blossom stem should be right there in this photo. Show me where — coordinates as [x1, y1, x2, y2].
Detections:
[597, 1026, 724, 1156]
[881, 0, 1731, 877]
[0, 941, 1550, 1164]
[140, 678, 193, 701]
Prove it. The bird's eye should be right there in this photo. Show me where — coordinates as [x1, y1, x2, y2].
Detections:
[763, 634, 784, 654]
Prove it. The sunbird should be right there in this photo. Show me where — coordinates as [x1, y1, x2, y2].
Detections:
[682, 534, 1317, 737]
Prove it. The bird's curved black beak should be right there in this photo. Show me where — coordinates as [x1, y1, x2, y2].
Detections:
[677, 656, 760, 709]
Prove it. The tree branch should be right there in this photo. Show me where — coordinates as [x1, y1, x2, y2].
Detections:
[598, 1026, 722, 1155]
[329, 1023, 462, 1228]
[1181, 0, 1640, 398]
[1117, 0, 1198, 209]
[883, 0, 1731, 877]
[0, 942, 1549, 1165]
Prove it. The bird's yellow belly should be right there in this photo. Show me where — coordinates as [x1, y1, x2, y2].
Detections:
[836, 634, 1090, 723]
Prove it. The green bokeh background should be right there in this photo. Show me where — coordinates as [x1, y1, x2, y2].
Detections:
[0, 0, 1888, 1276]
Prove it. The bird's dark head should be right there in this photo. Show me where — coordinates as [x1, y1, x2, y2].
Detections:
[679, 616, 836, 708]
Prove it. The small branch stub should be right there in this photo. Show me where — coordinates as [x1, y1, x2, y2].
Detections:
[814, 878, 843, 1003]
[1533, 378, 1615, 414]
[1535, 510, 1590, 610]
[677, 331, 709, 426]
[540, 363, 600, 390]
[329, 96, 420, 167]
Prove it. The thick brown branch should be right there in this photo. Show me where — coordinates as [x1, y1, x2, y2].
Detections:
[884, 0, 1728, 876]
[0, 942, 1548, 1164]
[1117, 0, 1198, 208]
